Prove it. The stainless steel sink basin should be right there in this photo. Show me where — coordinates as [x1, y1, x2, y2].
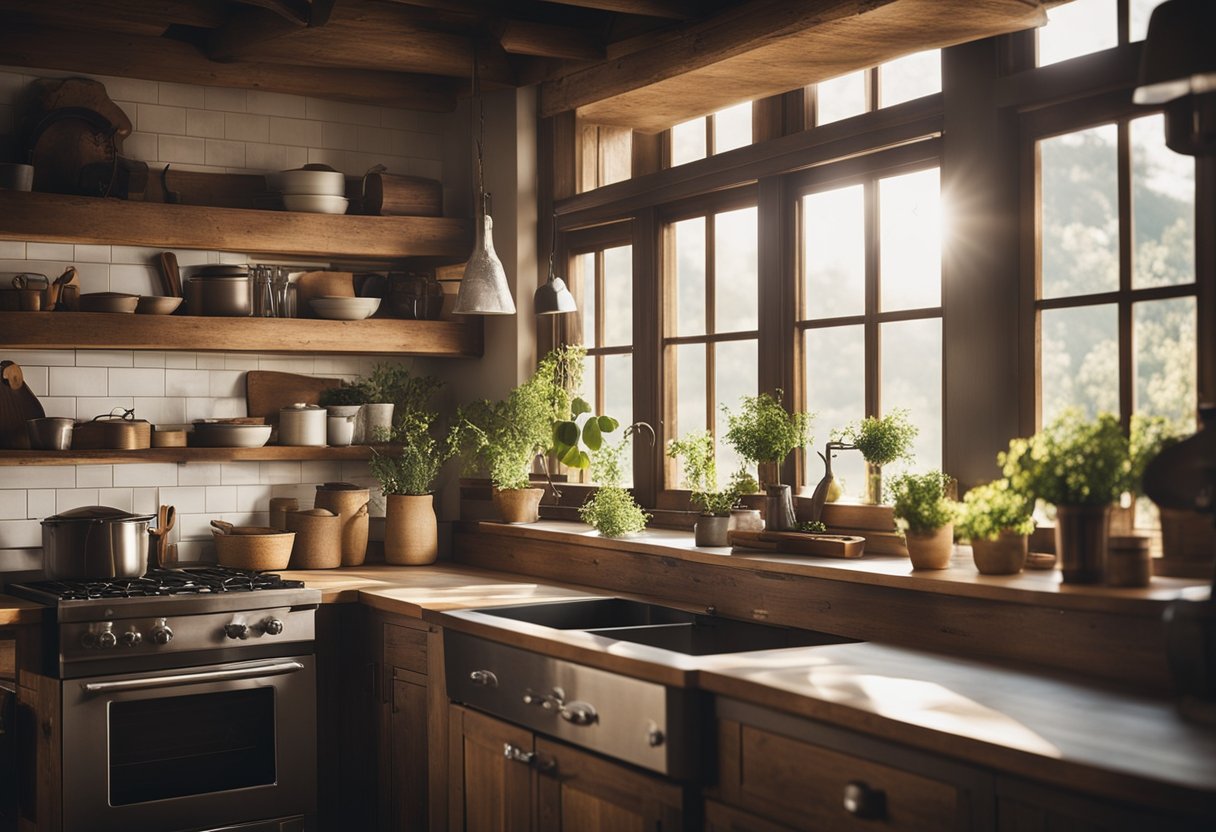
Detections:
[474, 597, 856, 656]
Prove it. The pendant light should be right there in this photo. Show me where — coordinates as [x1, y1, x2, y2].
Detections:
[454, 52, 516, 316]
[534, 213, 577, 315]
[1133, 0, 1216, 156]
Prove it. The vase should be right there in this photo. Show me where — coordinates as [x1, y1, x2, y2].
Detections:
[384, 493, 437, 565]
[728, 508, 765, 532]
[492, 487, 545, 524]
[906, 523, 954, 570]
[765, 484, 796, 532]
[1055, 503, 1110, 584]
[970, 530, 1027, 575]
[355, 402, 395, 444]
[314, 483, 370, 567]
[864, 463, 883, 505]
[694, 514, 731, 547]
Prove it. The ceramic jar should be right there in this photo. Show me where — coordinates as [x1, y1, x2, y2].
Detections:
[269, 497, 299, 530]
[285, 508, 342, 568]
[694, 515, 731, 547]
[326, 406, 359, 447]
[355, 402, 395, 444]
[278, 403, 326, 447]
[385, 493, 438, 565]
[314, 482, 370, 567]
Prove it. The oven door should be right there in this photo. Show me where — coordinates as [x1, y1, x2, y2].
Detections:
[61, 656, 316, 832]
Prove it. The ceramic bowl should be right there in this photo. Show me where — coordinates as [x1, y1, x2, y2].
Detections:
[79, 292, 139, 313]
[310, 296, 381, 320]
[136, 296, 183, 315]
[278, 169, 346, 196]
[283, 194, 349, 214]
[190, 423, 272, 448]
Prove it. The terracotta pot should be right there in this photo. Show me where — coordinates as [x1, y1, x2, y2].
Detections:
[314, 482, 370, 567]
[492, 487, 544, 524]
[285, 508, 342, 569]
[1055, 503, 1110, 585]
[905, 523, 954, 570]
[728, 508, 764, 532]
[694, 514, 731, 547]
[385, 493, 437, 565]
[971, 530, 1027, 575]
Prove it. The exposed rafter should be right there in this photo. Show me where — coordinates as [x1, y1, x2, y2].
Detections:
[497, 19, 605, 60]
[537, 0, 693, 19]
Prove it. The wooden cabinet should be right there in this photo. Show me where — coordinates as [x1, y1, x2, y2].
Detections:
[448, 704, 688, 832]
[994, 776, 1214, 832]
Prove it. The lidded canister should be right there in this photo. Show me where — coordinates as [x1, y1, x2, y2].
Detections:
[314, 482, 370, 566]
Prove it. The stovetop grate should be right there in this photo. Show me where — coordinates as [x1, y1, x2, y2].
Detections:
[19, 567, 305, 601]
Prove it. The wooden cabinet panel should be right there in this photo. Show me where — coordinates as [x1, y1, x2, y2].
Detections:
[384, 621, 428, 675]
[390, 678, 428, 832]
[449, 705, 535, 832]
[995, 777, 1213, 832]
[704, 800, 798, 832]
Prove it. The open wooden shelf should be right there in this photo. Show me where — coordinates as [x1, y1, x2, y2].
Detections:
[0, 190, 472, 260]
[0, 311, 483, 356]
[0, 445, 397, 466]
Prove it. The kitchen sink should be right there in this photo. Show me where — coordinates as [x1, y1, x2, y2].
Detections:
[474, 597, 856, 655]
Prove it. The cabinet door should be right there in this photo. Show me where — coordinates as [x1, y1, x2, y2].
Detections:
[704, 800, 797, 832]
[390, 677, 428, 832]
[449, 706, 535, 832]
[535, 737, 685, 832]
[996, 777, 1214, 832]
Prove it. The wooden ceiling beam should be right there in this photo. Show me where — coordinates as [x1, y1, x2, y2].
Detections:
[0, 0, 227, 34]
[0, 22, 459, 111]
[497, 19, 605, 61]
[229, 0, 313, 26]
[541, 0, 1048, 132]
[537, 0, 694, 19]
[209, 7, 306, 62]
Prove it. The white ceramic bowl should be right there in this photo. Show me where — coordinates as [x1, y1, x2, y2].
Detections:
[310, 296, 381, 320]
[190, 423, 272, 448]
[279, 169, 346, 196]
[283, 194, 349, 214]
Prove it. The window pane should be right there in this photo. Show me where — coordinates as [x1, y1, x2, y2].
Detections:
[581, 355, 598, 412]
[603, 245, 633, 346]
[1040, 125, 1119, 298]
[804, 185, 865, 320]
[673, 217, 706, 337]
[714, 207, 758, 333]
[714, 102, 752, 154]
[576, 252, 597, 346]
[817, 71, 867, 126]
[881, 318, 942, 472]
[806, 326, 865, 500]
[1134, 297, 1196, 428]
[675, 343, 707, 437]
[879, 49, 941, 108]
[1041, 304, 1119, 423]
[1131, 0, 1166, 42]
[715, 339, 757, 477]
[603, 353, 634, 487]
[671, 117, 707, 166]
[1038, 0, 1117, 67]
[880, 168, 941, 312]
[1132, 114, 1195, 289]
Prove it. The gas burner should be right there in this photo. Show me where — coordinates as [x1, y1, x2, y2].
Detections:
[17, 567, 304, 602]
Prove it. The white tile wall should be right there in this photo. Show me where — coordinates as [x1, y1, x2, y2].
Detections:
[0, 65, 453, 572]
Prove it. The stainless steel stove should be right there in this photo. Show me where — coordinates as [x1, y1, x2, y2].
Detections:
[11, 568, 321, 832]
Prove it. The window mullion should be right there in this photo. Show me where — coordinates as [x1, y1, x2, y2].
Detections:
[864, 178, 880, 418]
[1117, 119, 1134, 430]
[706, 213, 717, 434]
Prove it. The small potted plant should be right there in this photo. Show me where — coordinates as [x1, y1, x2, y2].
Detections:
[1000, 409, 1129, 584]
[579, 427, 650, 537]
[890, 470, 958, 570]
[318, 384, 370, 446]
[352, 364, 401, 442]
[957, 479, 1034, 575]
[371, 408, 453, 565]
[722, 391, 811, 531]
[667, 430, 738, 547]
[835, 409, 918, 504]
[727, 468, 764, 531]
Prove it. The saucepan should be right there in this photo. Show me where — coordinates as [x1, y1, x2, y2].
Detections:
[41, 505, 156, 579]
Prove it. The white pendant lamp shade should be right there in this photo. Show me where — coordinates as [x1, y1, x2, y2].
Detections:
[454, 204, 516, 316]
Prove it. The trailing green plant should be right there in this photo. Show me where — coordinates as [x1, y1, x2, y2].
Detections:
[448, 346, 584, 491]
[552, 395, 619, 472]
[358, 364, 443, 422]
[957, 479, 1034, 543]
[835, 409, 918, 467]
[1128, 413, 1187, 494]
[370, 410, 453, 496]
[890, 470, 958, 535]
[722, 391, 812, 485]
[578, 427, 650, 537]
[667, 431, 737, 516]
[1000, 409, 1130, 507]
[318, 384, 370, 407]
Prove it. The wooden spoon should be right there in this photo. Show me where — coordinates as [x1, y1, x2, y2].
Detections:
[158, 252, 182, 298]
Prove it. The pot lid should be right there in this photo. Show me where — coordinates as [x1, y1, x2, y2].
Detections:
[281, 403, 324, 411]
[43, 505, 156, 523]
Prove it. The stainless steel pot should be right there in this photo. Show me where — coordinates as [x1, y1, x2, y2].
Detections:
[41, 506, 155, 579]
[186, 275, 251, 316]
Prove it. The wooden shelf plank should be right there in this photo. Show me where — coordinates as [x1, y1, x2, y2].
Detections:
[0, 445, 399, 466]
[0, 311, 483, 356]
[0, 190, 472, 260]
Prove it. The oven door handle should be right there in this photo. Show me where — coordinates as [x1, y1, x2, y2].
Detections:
[80, 660, 305, 694]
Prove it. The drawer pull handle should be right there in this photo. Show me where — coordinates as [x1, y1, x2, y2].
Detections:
[843, 780, 886, 819]
[469, 669, 498, 687]
[559, 700, 598, 726]
[502, 743, 556, 773]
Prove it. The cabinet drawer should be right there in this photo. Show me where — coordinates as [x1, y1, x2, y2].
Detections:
[723, 722, 963, 832]
[383, 622, 427, 674]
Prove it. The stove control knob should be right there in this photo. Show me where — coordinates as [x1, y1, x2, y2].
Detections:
[119, 630, 142, 648]
[149, 620, 174, 645]
[96, 624, 117, 649]
[80, 631, 99, 649]
[262, 618, 284, 636]
[224, 623, 249, 640]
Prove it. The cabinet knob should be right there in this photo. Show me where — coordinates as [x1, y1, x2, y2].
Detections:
[843, 780, 886, 819]
[559, 701, 598, 726]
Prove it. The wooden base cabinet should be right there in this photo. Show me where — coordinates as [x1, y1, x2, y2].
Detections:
[448, 705, 689, 831]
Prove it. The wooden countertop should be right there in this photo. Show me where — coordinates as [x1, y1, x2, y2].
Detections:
[0, 593, 46, 625]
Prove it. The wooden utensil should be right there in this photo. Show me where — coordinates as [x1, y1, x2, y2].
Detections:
[158, 252, 182, 298]
[149, 505, 176, 569]
[46, 266, 78, 311]
[728, 530, 866, 558]
[245, 371, 341, 427]
[0, 361, 46, 449]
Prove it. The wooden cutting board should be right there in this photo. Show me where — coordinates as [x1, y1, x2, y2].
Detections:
[0, 361, 46, 449]
[728, 529, 866, 558]
[246, 371, 341, 427]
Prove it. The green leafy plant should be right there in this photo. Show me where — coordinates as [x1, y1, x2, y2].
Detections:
[957, 479, 1034, 542]
[667, 431, 737, 516]
[890, 470, 958, 534]
[449, 346, 584, 491]
[728, 469, 759, 500]
[722, 391, 812, 485]
[1000, 409, 1130, 507]
[552, 396, 619, 471]
[578, 427, 650, 536]
[359, 364, 443, 423]
[794, 520, 826, 533]
[835, 409, 918, 466]
[370, 410, 453, 496]
[318, 384, 370, 407]
[1128, 413, 1187, 494]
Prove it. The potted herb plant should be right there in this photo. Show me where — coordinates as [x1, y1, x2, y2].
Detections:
[371, 408, 452, 565]
[318, 384, 370, 447]
[450, 346, 584, 524]
[727, 468, 764, 532]
[722, 391, 811, 532]
[958, 479, 1034, 575]
[352, 364, 401, 443]
[579, 426, 650, 537]
[890, 470, 958, 570]
[835, 408, 918, 504]
[1000, 409, 1130, 584]
[667, 431, 738, 547]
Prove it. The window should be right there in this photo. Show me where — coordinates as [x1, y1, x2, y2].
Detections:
[1037, 0, 1168, 67]
[670, 101, 754, 166]
[811, 49, 941, 127]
